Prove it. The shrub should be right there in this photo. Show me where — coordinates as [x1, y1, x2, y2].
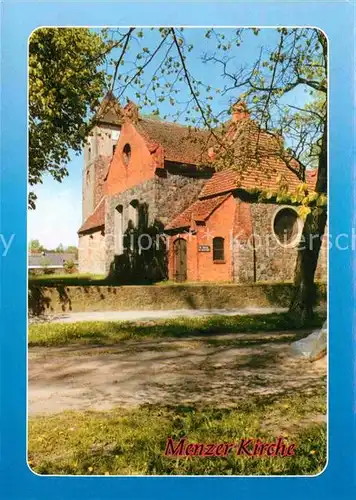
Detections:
[63, 259, 77, 274]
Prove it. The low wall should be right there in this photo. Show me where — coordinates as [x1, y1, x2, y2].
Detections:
[29, 282, 327, 316]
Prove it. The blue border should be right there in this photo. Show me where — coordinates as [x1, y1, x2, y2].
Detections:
[0, 1, 355, 499]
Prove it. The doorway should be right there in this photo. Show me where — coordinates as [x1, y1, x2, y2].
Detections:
[174, 238, 187, 282]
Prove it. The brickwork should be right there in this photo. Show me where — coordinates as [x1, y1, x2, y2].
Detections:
[168, 195, 236, 282]
[105, 121, 160, 196]
[232, 199, 255, 283]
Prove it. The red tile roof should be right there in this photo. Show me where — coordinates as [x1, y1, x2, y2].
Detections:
[78, 198, 105, 234]
[305, 169, 318, 190]
[165, 193, 230, 230]
[198, 119, 305, 198]
[136, 118, 215, 165]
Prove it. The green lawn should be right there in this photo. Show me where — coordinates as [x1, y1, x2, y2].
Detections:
[28, 391, 327, 476]
[28, 312, 325, 347]
[29, 273, 106, 286]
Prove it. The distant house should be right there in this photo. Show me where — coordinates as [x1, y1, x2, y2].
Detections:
[28, 252, 78, 273]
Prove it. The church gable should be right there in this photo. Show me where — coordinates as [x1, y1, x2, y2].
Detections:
[105, 120, 160, 197]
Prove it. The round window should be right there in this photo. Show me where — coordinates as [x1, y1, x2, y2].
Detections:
[273, 207, 301, 247]
[122, 143, 131, 165]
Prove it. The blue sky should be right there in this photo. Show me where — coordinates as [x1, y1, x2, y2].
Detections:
[28, 27, 309, 249]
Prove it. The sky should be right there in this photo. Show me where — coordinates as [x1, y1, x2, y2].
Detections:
[28, 27, 312, 250]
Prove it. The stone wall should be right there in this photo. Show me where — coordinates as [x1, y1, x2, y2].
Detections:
[78, 230, 106, 275]
[104, 172, 210, 277]
[250, 203, 299, 282]
[104, 178, 158, 275]
[29, 282, 327, 316]
[155, 171, 209, 226]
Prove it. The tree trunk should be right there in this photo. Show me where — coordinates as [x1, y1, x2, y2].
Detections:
[289, 124, 327, 324]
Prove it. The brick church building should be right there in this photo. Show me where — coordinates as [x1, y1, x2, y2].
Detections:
[78, 93, 326, 283]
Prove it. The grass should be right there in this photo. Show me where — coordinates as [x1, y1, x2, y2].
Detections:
[28, 391, 327, 476]
[29, 273, 106, 286]
[28, 312, 326, 347]
[29, 273, 326, 288]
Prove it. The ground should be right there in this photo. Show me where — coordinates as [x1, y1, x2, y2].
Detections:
[28, 313, 327, 475]
[29, 306, 287, 324]
[29, 328, 326, 417]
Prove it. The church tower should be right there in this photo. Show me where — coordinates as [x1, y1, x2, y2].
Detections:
[82, 92, 122, 222]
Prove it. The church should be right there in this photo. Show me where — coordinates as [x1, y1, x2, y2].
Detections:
[78, 93, 327, 283]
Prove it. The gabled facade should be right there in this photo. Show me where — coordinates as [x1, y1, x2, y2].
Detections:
[78, 95, 327, 284]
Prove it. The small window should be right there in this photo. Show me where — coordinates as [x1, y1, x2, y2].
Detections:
[213, 237, 225, 261]
[112, 144, 116, 155]
[123, 143, 131, 165]
[115, 205, 124, 255]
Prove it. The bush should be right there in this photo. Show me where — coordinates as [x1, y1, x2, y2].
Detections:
[63, 259, 77, 274]
[39, 257, 55, 275]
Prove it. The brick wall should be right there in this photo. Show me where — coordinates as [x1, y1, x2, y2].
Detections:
[167, 196, 327, 285]
[105, 122, 159, 196]
[168, 195, 236, 282]
[232, 199, 255, 283]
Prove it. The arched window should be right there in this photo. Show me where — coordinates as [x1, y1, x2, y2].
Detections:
[128, 200, 139, 228]
[213, 237, 225, 262]
[114, 205, 124, 255]
[122, 143, 131, 165]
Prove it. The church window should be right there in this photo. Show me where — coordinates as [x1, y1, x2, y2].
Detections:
[128, 200, 139, 228]
[272, 207, 302, 247]
[123, 143, 131, 165]
[213, 237, 225, 262]
[115, 205, 124, 255]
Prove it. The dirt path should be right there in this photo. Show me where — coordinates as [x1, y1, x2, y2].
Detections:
[28, 329, 326, 416]
[29, 307, 288, 324]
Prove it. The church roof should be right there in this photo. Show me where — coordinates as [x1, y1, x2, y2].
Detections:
[165, 193, 231, 231]
[305, 169, 317, 190]
[95, 91, 123, 126]
[135, 118, 216, 166]
[198, 119, 303, 198]
[78, 198, 105, 234]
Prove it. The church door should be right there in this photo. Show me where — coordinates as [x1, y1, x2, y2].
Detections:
[174, 238, 187, 282]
